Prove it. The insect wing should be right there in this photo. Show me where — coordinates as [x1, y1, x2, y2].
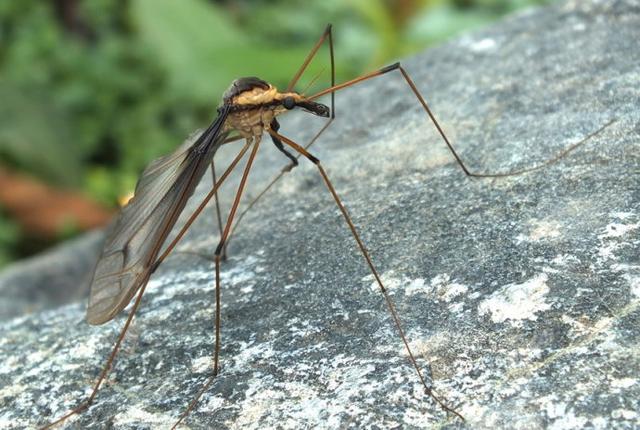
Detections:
[86, 108, 230, 325]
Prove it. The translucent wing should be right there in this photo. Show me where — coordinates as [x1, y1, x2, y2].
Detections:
[86, 107, 230, 325]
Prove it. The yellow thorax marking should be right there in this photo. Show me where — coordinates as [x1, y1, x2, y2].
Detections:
[233, 85, 302, 106]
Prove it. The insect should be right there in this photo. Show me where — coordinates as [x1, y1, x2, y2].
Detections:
[40, 24, 607, 429]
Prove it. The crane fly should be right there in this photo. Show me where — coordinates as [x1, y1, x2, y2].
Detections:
[41, 24, 611, 429]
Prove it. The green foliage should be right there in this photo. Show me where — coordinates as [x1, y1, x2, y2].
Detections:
[0, 84, 80, 186]
[0, 0, 551, 267]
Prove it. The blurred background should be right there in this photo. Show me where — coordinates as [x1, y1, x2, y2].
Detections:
[0, 0, 551, 268]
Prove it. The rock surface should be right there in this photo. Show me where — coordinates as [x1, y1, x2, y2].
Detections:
[1, 0, 639, 429]
[0, 231, 103, 321]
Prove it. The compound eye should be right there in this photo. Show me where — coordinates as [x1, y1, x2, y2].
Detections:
[283, 96, 296, 110]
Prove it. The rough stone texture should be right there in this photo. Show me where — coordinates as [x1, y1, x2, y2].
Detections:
[1, 0, 639, 429]
[0, 231, 103, 321]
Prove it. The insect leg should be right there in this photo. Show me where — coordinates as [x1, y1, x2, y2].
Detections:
[269, 119, 298, 167]
[393, 64, 615, 177]
[153, 141, 251, 267]
[172, 140, 261, 429]
[40, 272, 152, 429]
[224, 116, 335, 256]
[287, 23, 335, 101]
[223, 25, 336, 256]
[309, 63, 614, 177]
[210, 161, 227, 260]
[201, 134, 244, 261]
[267, 129, 465, 421]
[287, 22, 334, 120]
[40, 141, 252, 429]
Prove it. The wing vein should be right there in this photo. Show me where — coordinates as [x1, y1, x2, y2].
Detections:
[86, 107, 231, 324]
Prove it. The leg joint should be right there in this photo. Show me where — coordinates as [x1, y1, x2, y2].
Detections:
[307, 153, 320, 165]
[380, 62, 400, 74]
[150, 260, 160, 274]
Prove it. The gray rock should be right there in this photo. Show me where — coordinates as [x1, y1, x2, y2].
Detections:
[1, 0, 639, 429]
[0, 231, 103, 321]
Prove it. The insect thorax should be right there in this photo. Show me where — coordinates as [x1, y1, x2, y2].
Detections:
[222, 77, 287, 139]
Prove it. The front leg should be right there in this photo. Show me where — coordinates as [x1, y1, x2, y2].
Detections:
[269, 118, 298, 171]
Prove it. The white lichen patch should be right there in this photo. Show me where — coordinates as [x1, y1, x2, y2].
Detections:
[543, 253, 581, 276]
[240, 284, 254, 294]
[67, 333, 103, 360]
[219, 255, 261, 287]
[229, 387, 283, 429]
[561, 314, 598, 338]
[628, 274, 640, 298]
[612, 409, 638, 420]
[363, 270, 424, 295]
[459, 35, 498, 53]
[610, 378, 637, 390]
[113, 405, 174, 427]
[551, 254, 581, 267]
[448, 302, 464, 313]
[234, 342, 277, 369]
[325, 361, 378, 394]
[280, 389, 330, 425]
[599, 221, 640, 239]
[198, 394, 225, 413]
[145, 275, 192, 301]
[25, 349, 48, 365]
[470, 38, 498, 52]
[610, 264, 640, 298]
[548, 410, 588, 430]
[516, 219, 562, 243]
[535, 395, 588, 430]
[224, 345, 425, 430]
[148, 300, 184, 321]
[363, 271, 468, 305]
[191, 355, 214, 374]
[430, 273, 469, 302]
[405, 332, 450, 361]
[478, 273, 551, 326]
[151, 254, 263, 304]
[404, 278, 428, 296]
[0, 383, 27, 402]
[596, 213, 639, 264]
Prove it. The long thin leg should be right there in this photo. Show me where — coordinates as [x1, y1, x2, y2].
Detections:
[292, 23, 334, 118]
[210, 132, 244, 242]
[287, 23, 335, 104]
[309, 63, 612, 177]
[226, 133, 336, 251]
[167, 133, 242, 262]
[150, 141, 252, 268]
[223, 25, 336, 254]
[268, 129, 464, 420]
[223, 118, 336, 258]
[210, 161, 227, 260]
[222, 134, 243, 145]
[172, 140, 261, 429]
[40, 142, 251, 430]
[41, 274, 151, 429]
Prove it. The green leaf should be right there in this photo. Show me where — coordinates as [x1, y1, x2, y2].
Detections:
[130, 0, 314, 102]
[0, 84, 82, 186]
